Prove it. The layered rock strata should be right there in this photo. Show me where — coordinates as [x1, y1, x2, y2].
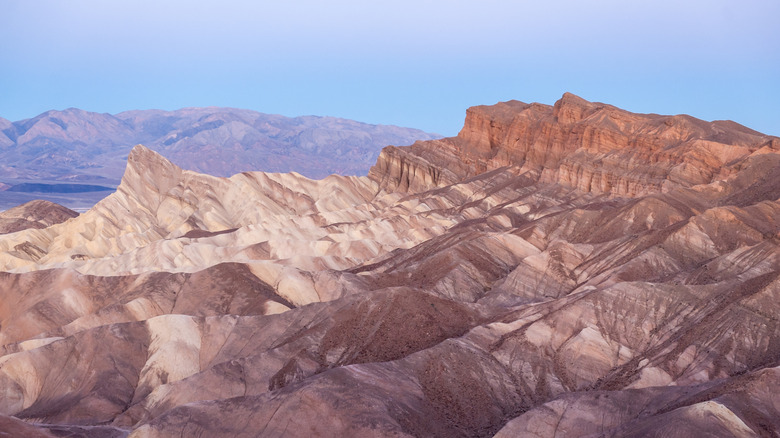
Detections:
[371, 93, 777, 197]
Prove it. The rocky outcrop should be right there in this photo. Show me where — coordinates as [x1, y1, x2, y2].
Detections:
[371, 93, 778, 197]
[0, 95, 779, 437]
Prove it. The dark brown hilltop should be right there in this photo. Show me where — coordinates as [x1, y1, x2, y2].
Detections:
[0, 200, 78, 234]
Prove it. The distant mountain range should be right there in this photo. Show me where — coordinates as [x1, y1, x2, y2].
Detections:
[0, 107, 441, 183]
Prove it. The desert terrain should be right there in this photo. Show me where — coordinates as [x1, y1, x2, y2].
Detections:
[0, 93, 778, 437]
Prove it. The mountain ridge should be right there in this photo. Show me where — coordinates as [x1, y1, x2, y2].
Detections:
[0, 106, 441, 181]
[370, 92, 778, 196]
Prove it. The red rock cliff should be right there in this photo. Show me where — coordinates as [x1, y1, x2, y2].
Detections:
[370, 93, 779, 196]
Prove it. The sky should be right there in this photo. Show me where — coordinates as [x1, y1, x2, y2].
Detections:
[1, 0, 778, 136]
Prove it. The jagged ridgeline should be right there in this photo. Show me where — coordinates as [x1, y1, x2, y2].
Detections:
[0, 94, 778, 437]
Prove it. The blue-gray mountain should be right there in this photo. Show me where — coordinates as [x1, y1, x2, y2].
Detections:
[0, 107, 440, 182]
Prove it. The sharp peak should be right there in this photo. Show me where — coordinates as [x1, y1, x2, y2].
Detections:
[555, 92, 598, 108]
[126, 144, 178, 171]
[128, 143, 157, 156]
[552, 92, 606, 123]
[118, 145, 185, 197]
[559, 91, 589, 101]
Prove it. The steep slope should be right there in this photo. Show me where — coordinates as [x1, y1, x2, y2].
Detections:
[0, 108, 138, 180]
[0, 94, 778, 437]
[0, 117, 14, 148]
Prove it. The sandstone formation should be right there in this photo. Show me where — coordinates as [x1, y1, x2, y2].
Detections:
[371, 93, 776, 197]
[0, 94, 778, 437]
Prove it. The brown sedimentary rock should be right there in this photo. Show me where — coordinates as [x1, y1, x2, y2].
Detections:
[370, 93, 776, 197]
[0, 200, 78, 234]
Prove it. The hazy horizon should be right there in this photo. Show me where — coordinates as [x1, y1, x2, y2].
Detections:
[1, 0, 778, 136]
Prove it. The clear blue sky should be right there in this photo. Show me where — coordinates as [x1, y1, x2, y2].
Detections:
[1, 0, 778, 136]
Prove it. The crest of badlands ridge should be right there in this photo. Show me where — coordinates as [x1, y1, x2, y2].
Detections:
[370, 92, 779, 195]
[0, 143, 460, 275]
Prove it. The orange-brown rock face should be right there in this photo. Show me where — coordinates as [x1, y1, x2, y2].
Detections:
[371, 93, 778, 197]
[0, 95, 779, 437]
